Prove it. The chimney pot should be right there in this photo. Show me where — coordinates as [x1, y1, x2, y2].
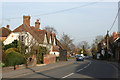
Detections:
[6, 25, 10, 29]
[36, 19, 39, 22]
[35, 19, 40, 29]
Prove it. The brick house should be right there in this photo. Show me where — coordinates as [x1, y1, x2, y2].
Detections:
[0, 25, 11, 41]
[0, 25, 11, 61]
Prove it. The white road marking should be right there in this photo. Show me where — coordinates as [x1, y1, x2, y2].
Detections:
[62, 73, 74, 78]
[62, 61, 92, 78]
[76, 61, 91, 72]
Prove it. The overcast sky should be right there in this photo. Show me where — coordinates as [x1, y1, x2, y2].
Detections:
[0, 0, 119, 45]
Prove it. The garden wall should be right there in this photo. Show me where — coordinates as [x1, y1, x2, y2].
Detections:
[43, 54, 56, 64]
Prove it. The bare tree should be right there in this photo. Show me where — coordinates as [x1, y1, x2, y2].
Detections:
[94, 35, 103, 44]
[44, 26, 57, 33]
[78, 41, 90, 50]
[60, 33, 74, 52]
[77, 41, 90, 56]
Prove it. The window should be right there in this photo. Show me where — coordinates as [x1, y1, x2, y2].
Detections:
[21, 36, 24, 41]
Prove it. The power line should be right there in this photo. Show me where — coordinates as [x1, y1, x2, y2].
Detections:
[32, 2, 99, 17]
[2, 2, 100, 21]
[108, 7, 120, 32]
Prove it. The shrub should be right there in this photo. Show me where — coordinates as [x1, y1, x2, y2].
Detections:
[37, 46, 48, 64]
[4, 48, 18, 56]
[4, 50, 25, 69]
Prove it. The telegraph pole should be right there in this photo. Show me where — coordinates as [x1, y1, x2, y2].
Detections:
[106, 30, 109, 50]
[118, 1, 120, 32]
[106, 30, 109, 60]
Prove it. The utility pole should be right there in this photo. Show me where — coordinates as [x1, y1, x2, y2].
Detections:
[118, 1, 120, 32]
[106, 30, 109, 50]
[106, 30, 109, 60]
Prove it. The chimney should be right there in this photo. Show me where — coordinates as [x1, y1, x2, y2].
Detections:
[23, 16, 30, 26]
[6, 25, 10, 29]
[35, 19, 40, 29]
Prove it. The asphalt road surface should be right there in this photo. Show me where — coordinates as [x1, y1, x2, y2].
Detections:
[13, 59, 119, 79]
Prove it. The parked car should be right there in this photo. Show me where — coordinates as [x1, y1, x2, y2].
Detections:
[76, 55, 84, 61]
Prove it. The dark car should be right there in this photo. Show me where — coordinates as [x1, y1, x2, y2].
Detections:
[76, 55, 84, 61]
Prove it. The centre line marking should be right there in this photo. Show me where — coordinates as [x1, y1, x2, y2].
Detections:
[62, 73, 74, 78]
[76, 61, 91, 72]
[62, 61, 92, 78]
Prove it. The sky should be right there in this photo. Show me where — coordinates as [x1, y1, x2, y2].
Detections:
[0, 0, 119, 45]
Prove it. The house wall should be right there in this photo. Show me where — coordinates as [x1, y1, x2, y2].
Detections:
[3, 32, 38, 46]
[43, 34, 48, 44]
[59, 49, 67, 61]
[23, 32, 38, 47]
[3, 32, 19, 45]
[49, 35, 52, 45]
[49, 51, 60, 57]
[53, 38, 56, 45]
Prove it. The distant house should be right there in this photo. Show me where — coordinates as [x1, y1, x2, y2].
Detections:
[98, 32, 120, 61]
[0, 25, 11, 41]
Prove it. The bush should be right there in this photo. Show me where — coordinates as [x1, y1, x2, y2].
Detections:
[4, 48, 18, 56]
[0, 62, 5, 67]
[4, 50, 25, 68]
[37, 46, 48, 64]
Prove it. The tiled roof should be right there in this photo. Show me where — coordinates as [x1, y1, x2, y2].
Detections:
[34, 29, 47, 44]
[12, 23, 63, 50]
[13, 24, 47, 44]
[0, 27, 11, 37]
[46, 32, 56, 44]
[51, 33, 56, 44]
[13, 24, 27, 32]
[52, 45, 60, 52]
[46, 32, 52, 44]
[113, 32, 120, 40]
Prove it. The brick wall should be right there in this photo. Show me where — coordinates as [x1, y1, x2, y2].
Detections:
[43, 54, 56, 64]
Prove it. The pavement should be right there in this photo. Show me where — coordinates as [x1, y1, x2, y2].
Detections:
[2, 59, 119, 80]
[2, 59, 76, 78]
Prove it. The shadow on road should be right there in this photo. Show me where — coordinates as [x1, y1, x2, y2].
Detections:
[26, 67, 59, 80]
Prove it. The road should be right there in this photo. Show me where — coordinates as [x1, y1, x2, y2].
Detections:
[9, 59, 119, 79]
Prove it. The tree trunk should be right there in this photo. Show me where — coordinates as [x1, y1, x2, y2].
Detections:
[25, 58, 28, 68]
[14, 65, 16, 70]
